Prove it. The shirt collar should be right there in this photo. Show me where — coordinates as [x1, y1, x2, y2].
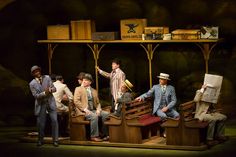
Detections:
[113, 68, 120, 73]
[161, 84, 167, 88]
[35, 77, 42, 82]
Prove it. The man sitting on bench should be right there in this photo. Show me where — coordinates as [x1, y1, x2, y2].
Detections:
[135, 73, 179, 121]
[193, 74, 227, 146]
[73, 73, 109, 142]
[112, 79, 133, 117]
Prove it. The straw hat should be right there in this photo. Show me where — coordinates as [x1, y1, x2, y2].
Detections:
[157, 73, 171, 80]
[123, 79, 134, 91]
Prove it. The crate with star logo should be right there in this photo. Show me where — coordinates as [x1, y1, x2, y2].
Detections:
[120, 19, 147, 40]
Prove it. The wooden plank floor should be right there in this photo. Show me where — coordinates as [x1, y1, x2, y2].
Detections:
[19, 134, 208, 151]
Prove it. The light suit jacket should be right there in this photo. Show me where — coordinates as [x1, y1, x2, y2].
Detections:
[73, 86, 101, 116]
[193, 90, 211, 121]
[140, 84, 177, 114]
[53, 80, 73, 109]
[100, 68, 126, 101]
[29, 75, 57, 116]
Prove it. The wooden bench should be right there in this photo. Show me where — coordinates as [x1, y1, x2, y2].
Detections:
[69, 104, 111, 141]
[105, 98, 162, 144]
[70, 112, 90, 141]
[162, 100, 208, 146]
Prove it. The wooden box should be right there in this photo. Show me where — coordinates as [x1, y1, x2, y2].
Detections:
[92, 32, 119, 41]
[47, 25, 70, 40]
[144, 27, 169, 34]
[71, 20, 96, 40]
[171, 29, 201, 40]
[120, 19, 147, 40]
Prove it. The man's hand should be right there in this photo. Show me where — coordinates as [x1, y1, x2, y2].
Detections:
[45, 88, 50, 95]
[135, 97, 143, 102]
[96, 110, 101, 116]
[161, 107, 168, 113]
[202, 84, 207, 89]
[62, 94, 69, 101]
[96, 66, 101, 72]
[84, 109, 92, 115]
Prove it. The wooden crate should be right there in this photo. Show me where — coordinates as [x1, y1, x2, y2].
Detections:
[47, 25, 70, 40]
[120, 19, 147, 40]
[144, 27, 169, 34]
[171, 29, 200, 40]
[71, 20, 96, 40]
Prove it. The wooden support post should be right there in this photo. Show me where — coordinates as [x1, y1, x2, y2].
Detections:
[47, 43, 58, 74]
[140, 43, 160, 89]
[87, 43, 106, 91]
[195, 43, 217, 73]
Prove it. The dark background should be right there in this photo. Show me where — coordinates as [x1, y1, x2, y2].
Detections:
[0, 0, 235, 126]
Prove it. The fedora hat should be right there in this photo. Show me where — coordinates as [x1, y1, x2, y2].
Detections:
[157, 73, 171, 80]
[31, 65, 41, 74]
[123, 79, 134, 92]
[83, 73, 93, 82]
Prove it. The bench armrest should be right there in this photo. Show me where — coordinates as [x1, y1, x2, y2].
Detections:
[126, 115, 140, 120]
[109, 114, 121, 120]
[161, 117, 179, 128]
[71, 115, 90, 124]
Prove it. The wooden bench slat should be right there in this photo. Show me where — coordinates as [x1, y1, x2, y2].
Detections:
[126, 108, 152, 119]
[180, 101, 195, 111]
[125, 105, 150, 114]
[127, 101, 151, 108]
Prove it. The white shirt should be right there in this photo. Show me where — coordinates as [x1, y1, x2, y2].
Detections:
[53, 80, 73, 109]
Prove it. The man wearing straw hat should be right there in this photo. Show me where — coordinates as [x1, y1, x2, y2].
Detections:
[136, 73, 179, 120]
[113, 79, 134, 117]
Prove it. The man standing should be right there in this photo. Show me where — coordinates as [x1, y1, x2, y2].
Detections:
[97, 58, 126, 113]
[136, 73, 179, 120]
[74, 73, 109, 141]
[29, 65, 59, 147]
[193, 84, 227, 146]
[53, 75, 73, 113]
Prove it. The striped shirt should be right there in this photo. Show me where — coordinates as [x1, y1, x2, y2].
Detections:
[99, 68, 126, 101]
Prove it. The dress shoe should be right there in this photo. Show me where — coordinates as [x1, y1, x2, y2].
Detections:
[53, 141, 59, 147]
[37, 141, 44, 147]
[102, 136, 109, 141]
[206, 140, 219, 147]
[216, 136, 228, 143]
[91, 137, 103, 142]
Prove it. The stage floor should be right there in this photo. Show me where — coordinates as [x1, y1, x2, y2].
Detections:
[0, 123, 236, 157]
[20, 134, 208, 151]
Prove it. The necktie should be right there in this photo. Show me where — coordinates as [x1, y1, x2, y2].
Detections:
[86, 87, 92, 98]
[39, 78, 42, 84]
[162, 86, 166, 93]
[112, 70, 116, 77]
